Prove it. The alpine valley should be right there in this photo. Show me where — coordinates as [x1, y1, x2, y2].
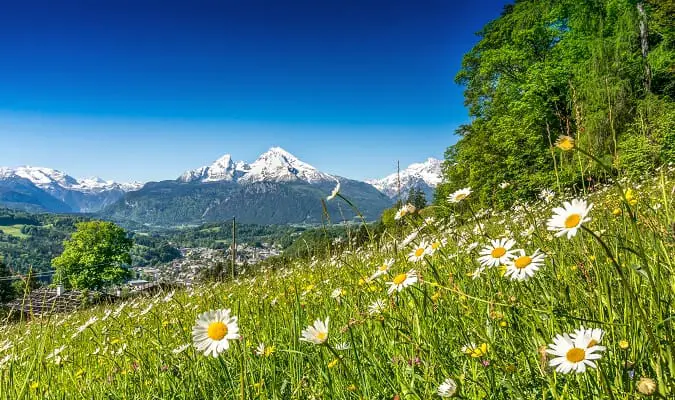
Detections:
[1, 148, 443, 227]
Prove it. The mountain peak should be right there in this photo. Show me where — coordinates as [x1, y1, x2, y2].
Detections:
[179, 148, 334, 184]
[367, 157, 443, 200]
[240, 147, 333, 184]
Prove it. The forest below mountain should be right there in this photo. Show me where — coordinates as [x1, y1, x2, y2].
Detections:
[0, 207, 310, 274]
[436, 0, 674, 208]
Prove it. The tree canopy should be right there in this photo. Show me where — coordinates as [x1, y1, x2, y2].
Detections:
[53, 221, 133, 290]
[436, 0, 675, 208]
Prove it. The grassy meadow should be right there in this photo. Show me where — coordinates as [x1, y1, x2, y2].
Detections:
[0, 165, 674, 399]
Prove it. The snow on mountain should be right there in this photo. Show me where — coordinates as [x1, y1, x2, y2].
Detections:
[179, 154, 251, 183]
[239, 147, 334, 184]
[179, 147, 334, 184]
[367, 158, 443, 200]
[0, 166, 142, 193]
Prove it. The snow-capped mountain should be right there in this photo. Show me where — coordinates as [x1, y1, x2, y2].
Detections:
[367, 158, 443, 201]
[178, 147, 335, 184]
[179, 154, 251, 183]
[0, 166, 143, 213]
[104, 147, 390, 226]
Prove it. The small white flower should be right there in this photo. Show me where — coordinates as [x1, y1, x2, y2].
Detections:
[300, 317, 330, 345]
[477, 238, 518, 268]
[408, 240, 431, 262]
[327, 181, 341, 201]
[547, 199, 593, 239]
[448, 187, 472, 203]
[387, 269, 418, 294]
[438, 377, 457, 397]
[546, 331, 605, 373]
[368, 299, 387, 315]
[369, 258, 395, 281]
[504, 249, 546, 281]
[192, 309, 241, 357]
[171, 344, 190, 355]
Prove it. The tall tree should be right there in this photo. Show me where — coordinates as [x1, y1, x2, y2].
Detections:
[53, 221, 133, 290]
[437, 0, 674, 208]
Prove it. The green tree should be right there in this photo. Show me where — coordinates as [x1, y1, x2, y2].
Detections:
[437, 0, 675, 209]
[0, 259, 16, 302]
[406, 187, 427, 210]
[53, 221, 133, 290]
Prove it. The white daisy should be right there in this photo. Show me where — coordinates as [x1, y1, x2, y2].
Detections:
[546, 332, 605, 373]
[477, 238, 518, 268]
[254, 343, 266, 356]
[326, 180, 340, 201]
[571, 326, 604, 348]
[192, 309, 241, 357]
[447, 187, 472, 203]
[394, 207, 408, 220]
[539, 189, 555, 203]
[470, 266, 486, 280]
[369, 258, 395, 281]
[428, 238, 448, 255]
[504, 249, 546, 281]
[387, 269, 418, 294]
[404, 203, 416, 214]
[499, 181, 510, 189]
[171, 343, 190, 355]
[400, 230, 420, 247]
[368, 299, 387, 315]
[437, 377, 457, 397]
[547, 199, 593, 239]
[331, 288, 344, 303]
[424, 216, 435, 226]
[300, 317, 330, 345]
[408, 241, 431, 262]
[335, 342, 351, 351]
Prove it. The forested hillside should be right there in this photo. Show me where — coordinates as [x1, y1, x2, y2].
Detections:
[437, 0, 674, 208]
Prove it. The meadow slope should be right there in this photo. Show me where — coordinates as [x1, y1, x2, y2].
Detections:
[0, 167, 673, 399]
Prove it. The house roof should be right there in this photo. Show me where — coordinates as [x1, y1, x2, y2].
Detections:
[5, 288, 110, 317]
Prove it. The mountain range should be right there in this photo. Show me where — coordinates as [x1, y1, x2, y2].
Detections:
[366, 158, 442, 202]
[0, 148, 443, 226]
[0, 166, 142, 213]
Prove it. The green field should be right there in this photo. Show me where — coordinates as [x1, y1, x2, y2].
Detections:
[0, 225, 28, 239]
[0, 168, 672, 399]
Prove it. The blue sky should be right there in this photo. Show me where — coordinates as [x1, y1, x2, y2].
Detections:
[0, 0, 510, 182]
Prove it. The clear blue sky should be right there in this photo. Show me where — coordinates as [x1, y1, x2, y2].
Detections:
[0, 0, 510, 183]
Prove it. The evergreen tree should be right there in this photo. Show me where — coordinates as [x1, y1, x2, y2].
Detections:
[0, 259, 16, 303]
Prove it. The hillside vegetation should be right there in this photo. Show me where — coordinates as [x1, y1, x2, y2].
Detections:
[0, 164, 672, 398]
[436, 0, 674, 209]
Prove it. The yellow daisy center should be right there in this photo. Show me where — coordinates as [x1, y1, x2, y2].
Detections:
[378, 264, 388, 271]
[565, 347, 585, 363]
[207, 321, 228, 340]
[414, 248, 425, 257]
[393, 273, 408, 285]
[432, 242, 440, 250]
[514, 256, 532, 269]
[455, 194, 467, 201]
[564, 213, 581, 228]
[316, 331, 327, 341]
[491, 247, 506, 258]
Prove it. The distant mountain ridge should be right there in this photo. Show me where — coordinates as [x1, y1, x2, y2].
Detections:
[367, 158, 443, 202]
[101, 147, 392, 226]
[179, 147, 336, 184]
[0, 166, 142, 213]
